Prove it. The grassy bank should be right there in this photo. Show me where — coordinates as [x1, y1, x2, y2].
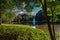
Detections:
[0, 24, 60, 40]
[0, 25, 50, 40]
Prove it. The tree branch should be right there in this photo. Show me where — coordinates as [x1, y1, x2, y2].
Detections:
[40, 0, 44, 9]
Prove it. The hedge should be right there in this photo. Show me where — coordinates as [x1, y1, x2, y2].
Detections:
[0, 25, 50, 40]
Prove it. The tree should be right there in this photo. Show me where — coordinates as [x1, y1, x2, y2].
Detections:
[39, 0, 54, 40]
[47, 0, 60, 40]
[13, 14, 29, 24]
[8, 12, 16, 24]
[40, 0, 60, 40]
[0, 0, 15, 24]
[44, 0, 54, 40]
[1, 10, 8, 23]
[1, 11, 16, 24]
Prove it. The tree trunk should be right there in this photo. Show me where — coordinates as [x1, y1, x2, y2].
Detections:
[44, 0, 54, 40]
[51, 9, 56, 40]
[0, 10, 2, 25]
[52, 22, 56, 40]
[0, 18, 1, 25]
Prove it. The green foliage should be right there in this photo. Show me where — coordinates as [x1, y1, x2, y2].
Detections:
[46, 0, 60, 22]
[0, 0, 42, 12]
[0, 0, 14, 9]
[1, 11, 7, 22]
[0, 25, 50, 40]
[1, 11, 16, 23]
[7, 12, 16, 23]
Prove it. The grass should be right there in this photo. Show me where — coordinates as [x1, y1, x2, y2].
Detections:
[0, 24, 60, 40]
[1, 24, 32, 27]
[0, 24, 50, 40]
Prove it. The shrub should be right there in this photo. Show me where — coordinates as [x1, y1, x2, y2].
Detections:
[0, 25, 50, 40]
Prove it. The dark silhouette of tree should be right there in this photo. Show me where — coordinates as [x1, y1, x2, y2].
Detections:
[20, 14, 28, 24]
[28, 17, 33, 25]
[13, 14, 28, 24]
[35, 10, 47, 25]
[57, 14, 60, 23]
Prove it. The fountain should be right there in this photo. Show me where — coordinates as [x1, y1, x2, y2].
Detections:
[32, 17, 36, 28]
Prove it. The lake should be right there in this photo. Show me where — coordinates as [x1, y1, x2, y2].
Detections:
[36, 24, 60, 32]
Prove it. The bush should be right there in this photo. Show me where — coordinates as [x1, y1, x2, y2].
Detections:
[0, 25, 50, 40]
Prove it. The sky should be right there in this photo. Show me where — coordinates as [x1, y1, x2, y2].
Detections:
[30, 2, 42, 14]
[33, 7, 42, 14]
